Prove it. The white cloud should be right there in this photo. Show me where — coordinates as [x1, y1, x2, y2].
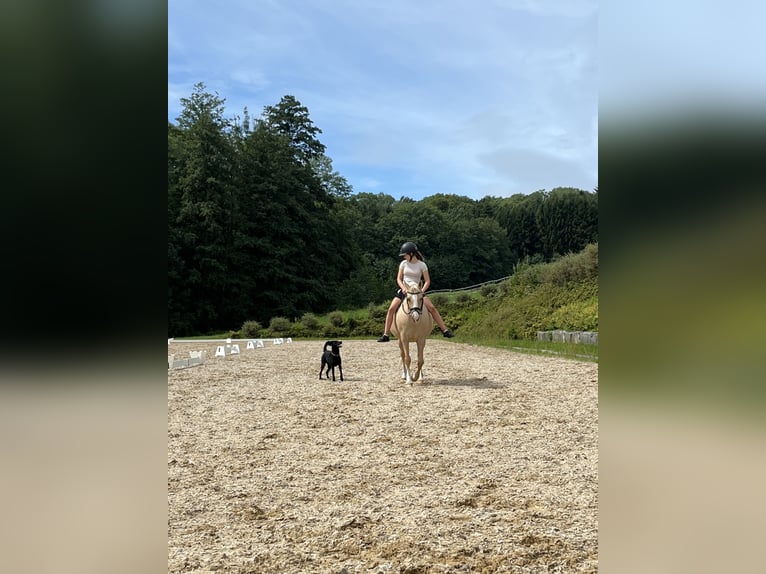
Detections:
[479, 146, 593, 193]
[229, 70, 271, 92]
[169, 0, 597, 198]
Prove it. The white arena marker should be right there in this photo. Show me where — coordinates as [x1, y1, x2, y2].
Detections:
[226, 338, 232, 345]
[286, 337, 292, 343]
[256, 339, 264, 348]
[215, 345, 226, 357]
[246, 340, 255, 350]
[230, 344, 240, 355]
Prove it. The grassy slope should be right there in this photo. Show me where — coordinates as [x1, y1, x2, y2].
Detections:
[428, 243, 598, 360]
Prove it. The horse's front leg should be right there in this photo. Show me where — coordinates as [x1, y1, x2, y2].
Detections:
[412, 339, 426, 383]
[398, 340, 412, 383]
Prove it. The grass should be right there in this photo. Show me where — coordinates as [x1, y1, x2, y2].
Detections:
[375, 333, 598, 363]
[480, 337, 598, 362]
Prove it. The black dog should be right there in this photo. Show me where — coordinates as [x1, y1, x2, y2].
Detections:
[319, 340, 344, 382]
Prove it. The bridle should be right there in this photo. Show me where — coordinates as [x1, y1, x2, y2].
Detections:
[401, 286, 424, 317]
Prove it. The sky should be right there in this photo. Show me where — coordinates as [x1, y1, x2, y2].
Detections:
[168, 0, 598, 201]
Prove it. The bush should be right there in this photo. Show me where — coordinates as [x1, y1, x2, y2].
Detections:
[512, 263, 544, 287]
[269, 316, 292, 335]
[301, 312, 319, 329]
[240, 320, 262, 338]
[429, 293, 447, 307]
[480, 283, 498, 297]
[368, 302, 388, 321]
[328, 311, 344, 327]
[322, 324, 343, 338]
[353, 318, 380, 337]
[496, 280, 512, 297]
[549, 298, 599, 331]
[456, 292, 473, 306]
[543, 243, 599, 286]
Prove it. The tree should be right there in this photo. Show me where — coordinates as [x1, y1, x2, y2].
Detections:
[538, 188, 598, 259]
[168, 83, 240, 334]
[500, 191, 545, 264]
[168, 87, 599, 334]
[232, 102, 350, 323]
[325, 192, 399, 302]
[310, 154, 353, 198]
[262, 95, 326, 165]
[420, 193, 478, 221]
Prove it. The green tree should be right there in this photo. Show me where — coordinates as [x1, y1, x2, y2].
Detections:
[420, 193, 478, 221]
[262, 95, 326, 165]
[233, 106, 348, 323]
[168, 122, 193, 334]
[310, 154, 353, 198]
[418, 194, 511, 285]
[168, 83, 240, 334]
[499, 191, 545, 265]
[538, 188, 598, 259]
[333, 192, 398, 296]
[168, 88, 599, 334]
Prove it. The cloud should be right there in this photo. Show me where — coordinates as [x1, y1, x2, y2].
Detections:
[478, 146, 593, 194]
[168, 0, 597, 199]
[229, 70, 271, 93]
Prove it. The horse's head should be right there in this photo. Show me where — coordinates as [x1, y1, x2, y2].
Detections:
[402, 284, 424, 321]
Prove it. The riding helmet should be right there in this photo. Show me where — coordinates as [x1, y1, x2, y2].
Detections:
[399, 241, 419, 255]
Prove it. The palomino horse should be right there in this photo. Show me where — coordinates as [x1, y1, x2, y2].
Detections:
[390, 283, 434, 383]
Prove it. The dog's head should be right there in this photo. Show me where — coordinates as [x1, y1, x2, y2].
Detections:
[324, 340, 342, 353]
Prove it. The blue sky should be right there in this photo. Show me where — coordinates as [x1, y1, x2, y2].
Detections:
[168, 0, 598, 200]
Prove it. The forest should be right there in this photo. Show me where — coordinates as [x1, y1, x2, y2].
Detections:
[168, 84, 597, 336]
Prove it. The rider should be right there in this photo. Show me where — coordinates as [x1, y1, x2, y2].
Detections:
[377, 241, 454, 342]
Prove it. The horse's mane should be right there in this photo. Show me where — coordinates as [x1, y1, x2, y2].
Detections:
[404, 282, 422, 293]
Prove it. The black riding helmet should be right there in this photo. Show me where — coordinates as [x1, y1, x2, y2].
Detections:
[399, 241, 419, 255]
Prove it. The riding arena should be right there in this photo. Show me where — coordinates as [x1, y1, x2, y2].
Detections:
[168, 338, 598, 573]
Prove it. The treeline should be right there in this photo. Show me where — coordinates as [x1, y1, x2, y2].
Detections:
[233, 243, 599, 342]
[169, 84, 598, 336]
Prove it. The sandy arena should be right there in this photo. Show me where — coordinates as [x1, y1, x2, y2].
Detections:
[168, 339, 598, 573]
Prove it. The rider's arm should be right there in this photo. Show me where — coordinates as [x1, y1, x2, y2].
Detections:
[421, 268, 431, 292]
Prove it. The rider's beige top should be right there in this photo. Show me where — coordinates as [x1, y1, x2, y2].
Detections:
[399, 259, 428, 288]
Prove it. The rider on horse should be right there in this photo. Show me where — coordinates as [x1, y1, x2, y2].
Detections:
[377, 241, 454, 342]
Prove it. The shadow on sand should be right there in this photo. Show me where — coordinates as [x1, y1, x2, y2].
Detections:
[427, 377, 505, 389]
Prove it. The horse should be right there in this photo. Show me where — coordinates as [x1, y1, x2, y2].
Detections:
[390, 283, 434, 384]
